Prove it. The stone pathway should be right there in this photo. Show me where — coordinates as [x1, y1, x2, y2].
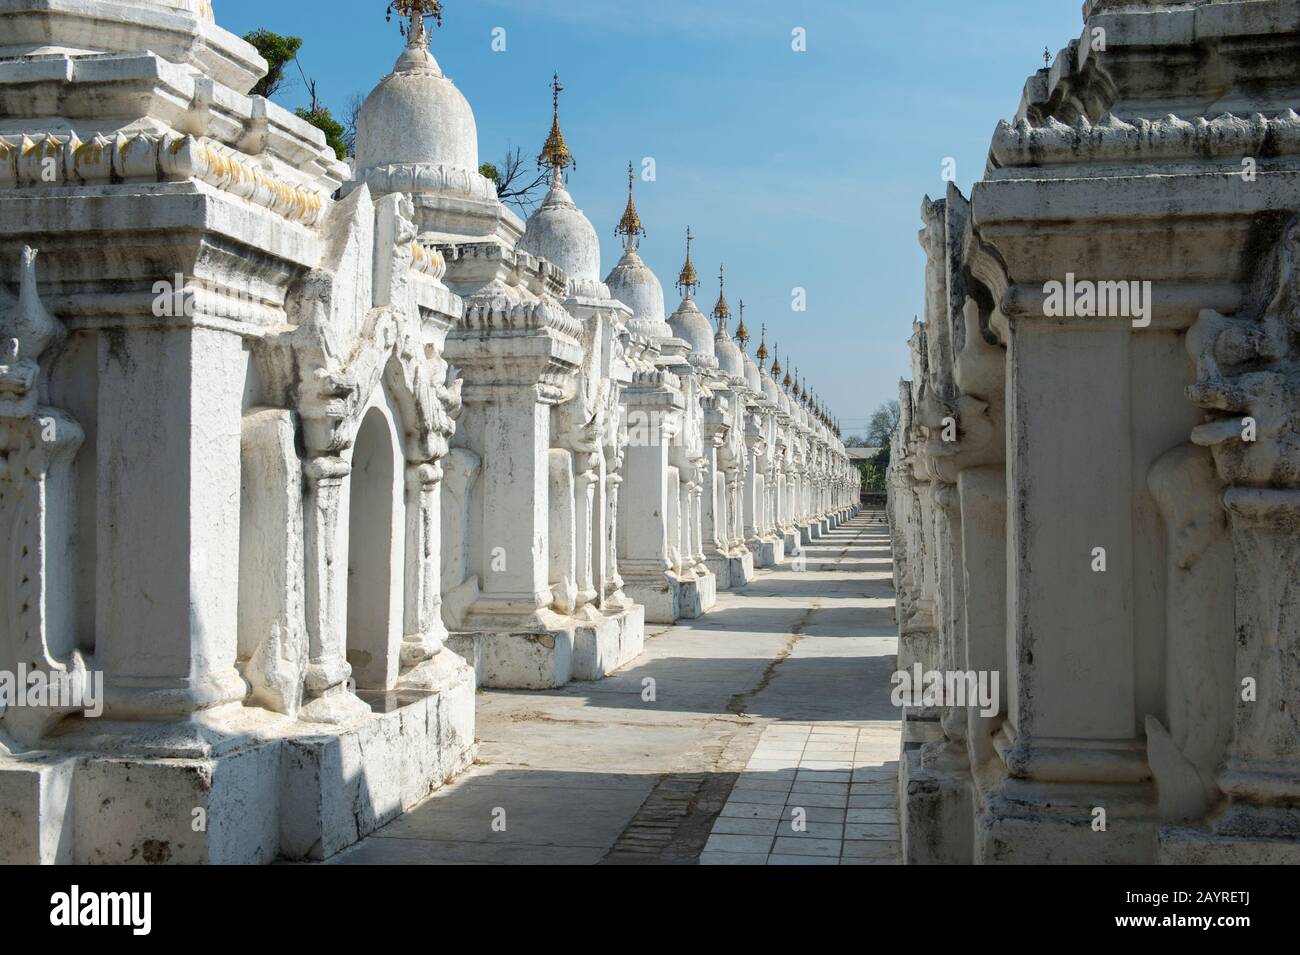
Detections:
[702, 722, 900, 864]
[330, 511, 899, 865]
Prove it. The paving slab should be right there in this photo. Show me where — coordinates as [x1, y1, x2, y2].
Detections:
[329, 514, 900, 865]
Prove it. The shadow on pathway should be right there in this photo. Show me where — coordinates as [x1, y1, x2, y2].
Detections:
[328, 512, 900, 866]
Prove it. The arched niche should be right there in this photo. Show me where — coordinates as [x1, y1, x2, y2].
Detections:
[345, 391, 406, 692]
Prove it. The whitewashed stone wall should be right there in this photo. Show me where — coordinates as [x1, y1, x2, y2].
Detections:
[892, 0, 1300, 864]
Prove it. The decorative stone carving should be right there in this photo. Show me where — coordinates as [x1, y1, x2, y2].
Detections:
[991, 110, 1300, 171]
[1147, 443, 1233, 823]
[1176, 216, 1300, 855]
[0, 247, 88, 746]
[0, 133, 328, 224]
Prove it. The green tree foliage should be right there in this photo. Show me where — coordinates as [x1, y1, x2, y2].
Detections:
[859, 459, 884, 492]
[295, 107, 348, 161]
[850, 433, 893, 492]
[864, 444, 891, 491]
[243, 29, 302, 99]
[244, 28, 349, 161]
[866, 400, 901, 449]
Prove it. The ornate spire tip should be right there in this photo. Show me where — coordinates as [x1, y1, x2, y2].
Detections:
[387, 0, 443, 46]
[538, 71, 575, 176]
[677, 226, 699, 298]
[615, 161, 645, 250]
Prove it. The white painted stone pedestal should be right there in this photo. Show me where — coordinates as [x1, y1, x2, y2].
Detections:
[0, 653, 476, 864]
[752, 536, 784, 568]
[900, 738, 974, 865]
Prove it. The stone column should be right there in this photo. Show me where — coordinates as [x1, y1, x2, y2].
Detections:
[743, 448, 761, 547]
[689, 462, 709, 573]
[977, 319, 1149, 862]
[666, 465, 683, 575]
[0, 249, 88, 745]
[1165, 268, 1300, 861]
[618, 375, 685, 622]
[547, 447, 577, 615]
[1207, 491, 1300, 847]
[619, 430, 671, 580]
[702, 445, 725, 555]
[603, 470, 626, 604]
[299, 456, 370, 721]
[468, 389, 555, 627]
[958, 465, 1007, 768]
[400, 460, 448, 672]
[728, 472, 743, 552]
[95, 325, 247, 721]
[576, 450, 601, 610]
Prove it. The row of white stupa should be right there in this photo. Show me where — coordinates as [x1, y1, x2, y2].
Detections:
[344, 13, 859, 689]
[0, 0, 857, 863]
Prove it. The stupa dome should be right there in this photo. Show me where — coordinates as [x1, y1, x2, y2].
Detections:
[355, 40, 478, 177]
[522, 180, 601, 286]
[607, 248, 670, 338]
[668, 295, 716, 360]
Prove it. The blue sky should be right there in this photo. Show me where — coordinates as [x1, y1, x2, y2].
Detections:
[214, 0, 1082, 439]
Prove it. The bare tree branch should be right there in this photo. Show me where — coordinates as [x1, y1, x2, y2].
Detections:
[483, 145, 549, 215]
[342, 92, 365, 158]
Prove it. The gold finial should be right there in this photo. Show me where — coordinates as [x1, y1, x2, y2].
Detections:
[615, 161, 645, 251]
[677, 226, 699, 298]
[735, 298, 749, 349]
[387, 0, 443, 45]
[710, 262, 729, 327]
[771, 346, 781, 378]
[756, 322, 768, 367]
[538, 72, 574, 179]
[782, 362, 792, 389]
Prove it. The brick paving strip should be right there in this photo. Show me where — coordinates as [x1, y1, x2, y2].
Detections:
[602, 724, 762, 864]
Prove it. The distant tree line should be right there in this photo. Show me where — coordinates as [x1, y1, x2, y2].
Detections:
[850, 400, 900, 492]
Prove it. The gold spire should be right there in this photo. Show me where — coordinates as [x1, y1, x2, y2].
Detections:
[782, 363, 792, 389]
[771, 346, 781, 378]
[387, 0, 443, 44]
[756, 322, 769, 368]
[735, 298, 749, 349]
[710, 262, 729, 328]
[538, 72, 574, 178]
[677, 227, 699, 299]
[615, 161, 645, 251]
